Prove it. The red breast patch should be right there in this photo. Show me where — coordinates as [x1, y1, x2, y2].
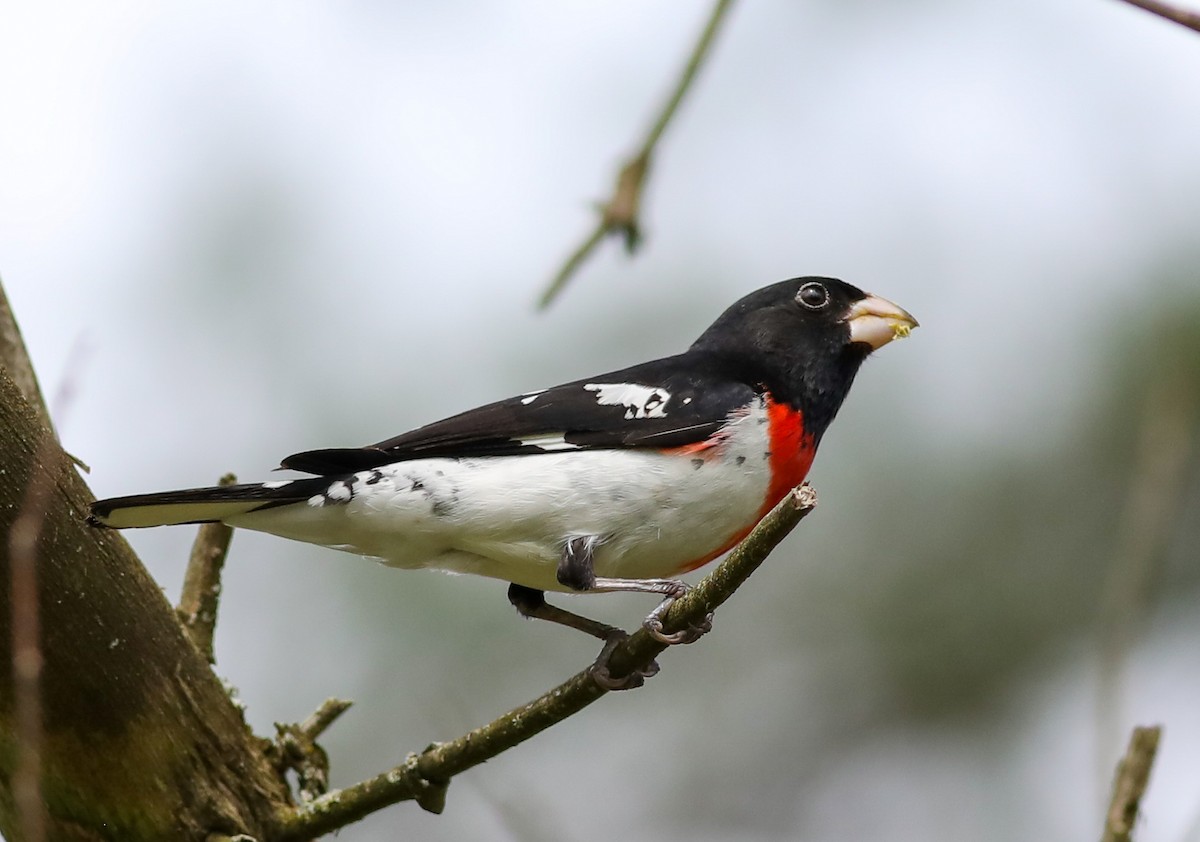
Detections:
[761, 396, 815, 511]
[676, 395, 816, 572]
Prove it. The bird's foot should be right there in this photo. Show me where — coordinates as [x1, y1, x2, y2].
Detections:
[588, 629, 660, 691]
[642, 582, 714, 645]
[644, 612, 714, 645]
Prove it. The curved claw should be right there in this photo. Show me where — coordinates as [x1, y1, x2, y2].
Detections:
[590, 659, 660, 691]
[588, 629, 660, 691]
[644, 612, 714, 645]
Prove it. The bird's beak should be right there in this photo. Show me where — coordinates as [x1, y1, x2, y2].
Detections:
[846, 294, 919, 350]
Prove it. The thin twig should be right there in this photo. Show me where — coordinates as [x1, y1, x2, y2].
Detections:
[1115, 0, 1200, 33]
[1102, 725, 1162, 842]
[299, 697, 354, 740]
[272, 483, 816, 841]
[176, 473, 237, 664]
[537, 0, 736, 309]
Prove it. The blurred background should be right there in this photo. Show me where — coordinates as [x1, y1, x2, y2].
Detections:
[3, 1, 1199, 839]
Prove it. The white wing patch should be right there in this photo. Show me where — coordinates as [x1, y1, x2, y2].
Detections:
[515, 433, 580, 452]
[519, 389, 546, 406]
[583, 383, 670, 419]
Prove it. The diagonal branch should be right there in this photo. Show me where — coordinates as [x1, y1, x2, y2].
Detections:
[1101, 725, 1162, 842]
[1115, 0, 1200, 33]
[3, 278, 84, 842]
[271, 483, 816, 841]
[537, 0, 737, 309]
[0, 278, 89, 475]
[0, 277, 50, 429]
[6, 423, 57, 842]
[0, 331, 292, 840]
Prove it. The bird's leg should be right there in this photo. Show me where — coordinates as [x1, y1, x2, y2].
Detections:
[507, 582, 617, 641]
[560, 535, 713, 645]
[588, 576, 714, 645]
[556, 534, 599, 592]
[506, 581, 658, 691]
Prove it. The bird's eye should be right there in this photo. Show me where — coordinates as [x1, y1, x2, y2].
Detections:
[796, 282, 829, 310]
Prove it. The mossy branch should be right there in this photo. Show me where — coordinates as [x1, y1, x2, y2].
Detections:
[0, 365, 293, 841]
[271, 483, 816, 840]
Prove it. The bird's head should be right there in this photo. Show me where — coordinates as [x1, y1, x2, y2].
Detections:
[690, 276, 918, 439]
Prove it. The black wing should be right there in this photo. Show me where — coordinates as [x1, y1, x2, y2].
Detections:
[280, 353, 758, 474]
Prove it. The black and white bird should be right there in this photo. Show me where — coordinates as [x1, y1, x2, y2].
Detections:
[90, 277, 916, 685]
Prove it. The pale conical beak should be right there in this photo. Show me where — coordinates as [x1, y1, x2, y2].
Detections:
[846, 293, 919, 350]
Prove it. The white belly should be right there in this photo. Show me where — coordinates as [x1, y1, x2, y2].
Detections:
[230, 401, 775, 591]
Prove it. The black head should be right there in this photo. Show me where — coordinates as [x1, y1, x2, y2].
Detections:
[689, 276, 917, 440]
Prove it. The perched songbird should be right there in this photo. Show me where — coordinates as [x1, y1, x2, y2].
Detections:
[90, 277, 916, 686]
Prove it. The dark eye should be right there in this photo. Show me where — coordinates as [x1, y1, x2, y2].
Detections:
[796, 282, 829, 310]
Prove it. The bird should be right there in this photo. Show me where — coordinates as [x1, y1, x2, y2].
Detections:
[90, 277, 916, 687]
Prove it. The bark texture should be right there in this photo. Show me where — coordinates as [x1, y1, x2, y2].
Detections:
[0, 367, 291, 841]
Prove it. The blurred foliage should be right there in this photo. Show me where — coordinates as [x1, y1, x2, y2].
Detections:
[806, 254, 1200, 721]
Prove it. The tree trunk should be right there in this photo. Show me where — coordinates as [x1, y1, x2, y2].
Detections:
[0, 367, 292, 841]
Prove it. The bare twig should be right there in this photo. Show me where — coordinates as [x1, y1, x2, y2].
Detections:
[1102, 725, 1162, 842]
[537, 0, 736, 309]
[176, 474, 237, 664]
[1096, 374, 1197, 792]
[298, 697, 354, 740]
[272, 484, 816, 840]
[1115, 0, 1200, 33]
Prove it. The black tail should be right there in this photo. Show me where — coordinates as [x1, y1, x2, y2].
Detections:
[89, 477, 331, 529]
